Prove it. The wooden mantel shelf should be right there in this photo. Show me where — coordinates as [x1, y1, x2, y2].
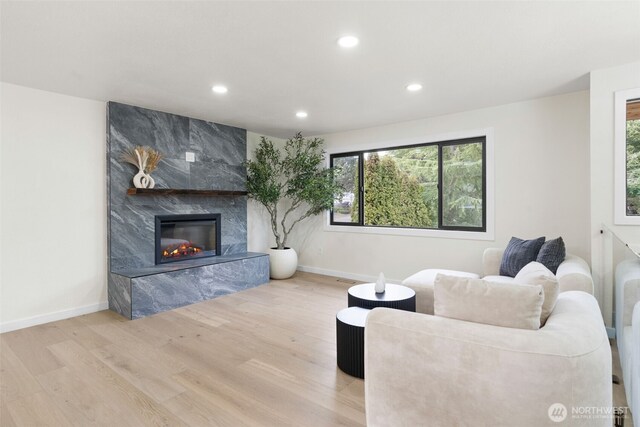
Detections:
[127, 188, 248, 196]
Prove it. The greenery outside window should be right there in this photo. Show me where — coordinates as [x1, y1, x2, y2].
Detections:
[615, 88, 640, 225]
[625, 99, 640, 214]
[330, 136, 486, 232]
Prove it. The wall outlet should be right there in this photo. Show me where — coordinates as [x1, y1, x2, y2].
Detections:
[186, 152, 195, 162]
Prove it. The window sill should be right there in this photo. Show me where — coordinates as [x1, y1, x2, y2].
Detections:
[323, 224, 495, 241]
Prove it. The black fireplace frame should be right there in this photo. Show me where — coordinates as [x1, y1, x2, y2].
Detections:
[154, 213, 222, 265]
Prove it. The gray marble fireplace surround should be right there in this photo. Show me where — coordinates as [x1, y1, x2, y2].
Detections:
[107, 102, 269, 319]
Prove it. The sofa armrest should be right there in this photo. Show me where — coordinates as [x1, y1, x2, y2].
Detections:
[556, 254, 594, 294]
[482, 247, 504, 277]
[615, 259, 640, 330]
[364, 292, 611, 427]
[632, 302, 640, 419]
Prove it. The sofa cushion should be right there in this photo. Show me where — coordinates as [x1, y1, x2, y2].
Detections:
[536, 237, 566, 274]
[499, 236, 546, 277]
[622, 324, 633, 400]
[482, 275, 515, 284]
[434, 274, 544, 330]
[402, 269, 480, 315]
[514, 261, 559, 325]
[402, 269, 480, 287]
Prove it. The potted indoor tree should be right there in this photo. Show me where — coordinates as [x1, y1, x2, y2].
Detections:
[245, 132, 343, 279]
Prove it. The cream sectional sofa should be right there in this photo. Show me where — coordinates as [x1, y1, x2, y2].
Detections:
[633, 302, 640, 427]
[364, 291, 612, 426]
[402, 248, 594, 315]
[615, 259, 640, 426]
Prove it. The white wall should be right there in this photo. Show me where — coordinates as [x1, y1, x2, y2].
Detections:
[0, 84, 596, 330]
[589, 61, 640, 326]
[0, 83, 107, 332]
[278, 91, 591, 285]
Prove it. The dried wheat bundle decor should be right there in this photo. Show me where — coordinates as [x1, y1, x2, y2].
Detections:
[120, 146, 164, 189]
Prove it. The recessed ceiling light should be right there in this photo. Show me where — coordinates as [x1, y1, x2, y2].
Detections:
[406, 83, 423, 92]
[337, 35, 359, 48]
[296, 111, 308, 118]
[211, 85, 228, 94]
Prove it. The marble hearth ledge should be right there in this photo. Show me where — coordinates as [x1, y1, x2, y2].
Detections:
[108, 252, 270, 319]
[112, 252, 267, 278]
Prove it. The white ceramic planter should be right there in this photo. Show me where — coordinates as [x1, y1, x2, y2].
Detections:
[267, 247, 298, 279]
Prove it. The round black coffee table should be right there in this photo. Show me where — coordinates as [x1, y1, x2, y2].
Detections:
[336, 306, 369, 379]
[348, 283, 416, 312]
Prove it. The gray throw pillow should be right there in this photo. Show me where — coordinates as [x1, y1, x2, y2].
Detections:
[499, 236, 546, 277]
[536, 237, 566, 274]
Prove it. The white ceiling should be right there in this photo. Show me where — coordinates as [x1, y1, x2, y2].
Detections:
[2, 1, 639, 138]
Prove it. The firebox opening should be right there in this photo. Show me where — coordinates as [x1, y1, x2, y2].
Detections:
[155, 214, 221, 264]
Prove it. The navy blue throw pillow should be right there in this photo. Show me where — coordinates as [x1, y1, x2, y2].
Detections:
[499, 236, 546, 277]
[536, 237, 566, 274]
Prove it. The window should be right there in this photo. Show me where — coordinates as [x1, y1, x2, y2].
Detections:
[615, 88, 640, 225]
[330, 136, 486, 232]
[625, 99, 640, 215]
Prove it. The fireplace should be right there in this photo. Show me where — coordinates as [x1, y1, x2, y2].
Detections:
[155, 214, 221, 264]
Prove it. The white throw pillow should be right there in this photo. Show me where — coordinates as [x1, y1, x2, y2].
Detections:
[434, 274, 544, 330]
[514, 261, 559, 326]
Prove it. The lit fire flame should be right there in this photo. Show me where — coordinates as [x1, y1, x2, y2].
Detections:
[162, 242, 203, 259]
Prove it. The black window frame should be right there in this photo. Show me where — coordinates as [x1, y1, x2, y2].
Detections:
[625, 98, 640, 217]
[329, 136, 486, 232]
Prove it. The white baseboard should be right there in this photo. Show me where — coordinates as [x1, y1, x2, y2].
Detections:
[0, 301, 109, 334]
[296, 264, 401, 285]
[606, 326, 616, 339]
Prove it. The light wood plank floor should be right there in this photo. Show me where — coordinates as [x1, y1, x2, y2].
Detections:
[0, 271, 632, 426]
[1, 272, 365, 426]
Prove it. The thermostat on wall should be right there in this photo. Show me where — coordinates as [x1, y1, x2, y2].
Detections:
[186, 152, 195, 162]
